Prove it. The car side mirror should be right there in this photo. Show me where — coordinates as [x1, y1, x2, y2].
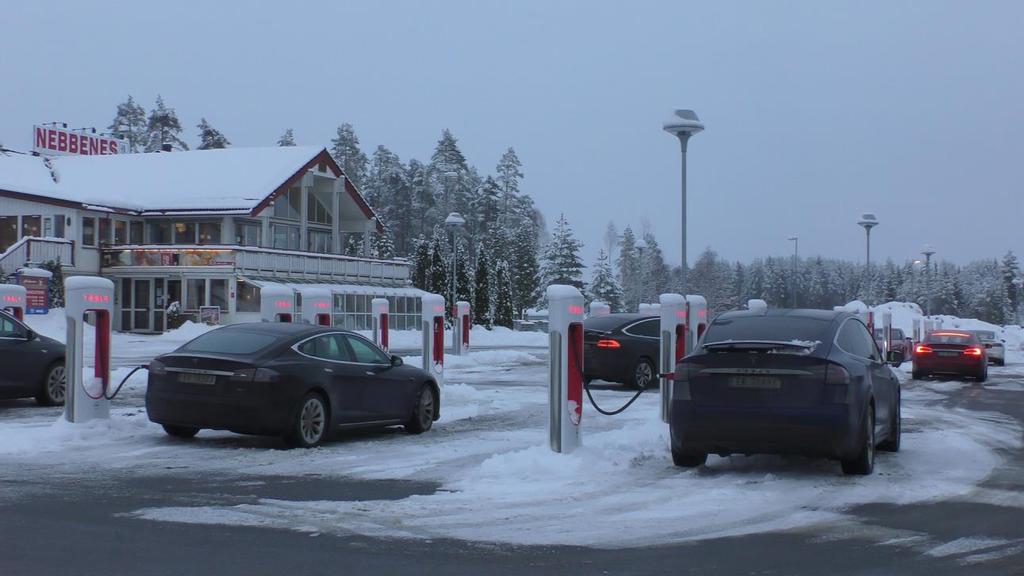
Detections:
[887, 350, 905, 366]
[24, 328, 36, 341]
[390, 355, 403, 367]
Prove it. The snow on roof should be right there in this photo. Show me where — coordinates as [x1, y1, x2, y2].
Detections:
[0, 146, 325, 213]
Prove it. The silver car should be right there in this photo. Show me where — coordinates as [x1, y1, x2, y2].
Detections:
[972, 330, 1006, 366]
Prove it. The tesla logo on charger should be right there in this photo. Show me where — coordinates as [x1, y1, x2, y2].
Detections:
[568, 305, 584, 315]
[315, 301, 330, 309]
[275, 300, 291, 309]
[3, 295, 22, 303]
[83, 294, 110, 303]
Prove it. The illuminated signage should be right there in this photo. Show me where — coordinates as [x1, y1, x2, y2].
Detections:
[2, 295, 23, 303]
[275, 300, 292, 309]
[315, 301, 330, 309]
[568, 305, 584, 315]
[84, 294, 111, 303]
[676, 310, 687, 319]
[33, 125, 128, 156]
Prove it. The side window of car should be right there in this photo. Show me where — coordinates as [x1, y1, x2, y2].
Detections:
[838, 320, 876, 360]
[344, 335, 390, 365]
[0, 316, 21, 338]
[627, 319, 659, 338]
[299, 334, 352, 362]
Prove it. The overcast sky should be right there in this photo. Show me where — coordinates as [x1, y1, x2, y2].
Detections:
[2, 1, 1021, 267]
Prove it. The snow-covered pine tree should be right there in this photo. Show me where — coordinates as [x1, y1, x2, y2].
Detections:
[493, 259, 515, 328]
[330, 124, 369, 190]
[410, 236, 430, 290]
[144, 96, 189, 152]
[510, 220, 541, 318]
[763, 257, 789, 306]
[589, 249, 623, 312]
[495, 147, 523, 224]
[372, 230, 395, 259]
[540, 213, 585, 291]
[639, 231, 671, 303]
[40, 260, 64, 307]
[196, 118, 230, 150]
[108, 96, 147, 152]
[428, 229, 448, 297]
[1002, 251, 1020, 321]
[277, 129, 296, 146]
[473, 176, 501, 234]
[429, 129, 471, 217]
[407, 159, 436, 241]
[617, 226, 641, 311]
[473, 246, 493, 328]
[454, 236, 473, 306]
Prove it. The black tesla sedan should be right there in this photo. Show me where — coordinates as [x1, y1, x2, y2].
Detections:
[583, 314, 660, 389]
[146, 322, 440, 448]
[0, 310, 66, 406]
[670, 309, 902, 475]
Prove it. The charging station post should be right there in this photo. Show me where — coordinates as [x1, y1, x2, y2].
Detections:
[64, 276, 114, 423]
[588, 301, 610, 317]
[882, 311, 893, 357]
[0, 284, 27, 320]
[547, 284, 584, 454]
[421, 293, 445, 387]
[260, 285, 295, 322]
[299, 287, 332, 326]
[659, 293, 687, 423]
[453, 301, 470, 356]
[372, 297, 389, 351]
[685, 295, 708, 355]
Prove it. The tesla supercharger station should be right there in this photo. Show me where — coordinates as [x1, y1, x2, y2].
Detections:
[686, 295, 708, 354]
[453, 301, 470, 356]
[659, 293, 688, 423]
[912, 318, 922, 342]
[864, 310, 875, 336]
[421, 293, 445, 386]
[588, 301, 610, 317]
[64, 277, 114, 423]
[300, 288, 332, 325]
[638, 303, 652, 314]
[0, 284, 26, 320]
[261, 285, 295, 322]
[924, 318, 936, 336]
[372, 298, 390, 351]
[747, 299, 768, 313]
[547, 285, 584, 454]
[881, 311, 893, 357]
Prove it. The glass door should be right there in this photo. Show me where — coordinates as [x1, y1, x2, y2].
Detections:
[132, 279, 152, 331]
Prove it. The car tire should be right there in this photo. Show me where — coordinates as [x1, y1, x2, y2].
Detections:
[405, 384, 436, 435]
[632, 357, 655, 390]
[996, 359, 1005, 367]
[911, 369, 925, 381]
[284, 392, 329, 448]
[878, 396, 900, 453]
[977, 366, 988, 383]
[162, 424, 199, 439]
[671, 447, 708, 468]
[841, 405, 875, 475]
[35, 361, 66, 406]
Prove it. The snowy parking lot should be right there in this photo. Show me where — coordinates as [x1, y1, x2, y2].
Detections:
[2, 331, 1023, 556]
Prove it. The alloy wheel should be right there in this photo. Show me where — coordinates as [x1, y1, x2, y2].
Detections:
[299, 397, 326, 445]
[48, 365, 66, 404]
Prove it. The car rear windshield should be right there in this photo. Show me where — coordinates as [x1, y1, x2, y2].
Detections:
[926, 333, 973, 345]
[180, 329, 279, 355]
[974, 330, 996, 341]
[585, 315, 637, 331]
[703, 315, 833, 345]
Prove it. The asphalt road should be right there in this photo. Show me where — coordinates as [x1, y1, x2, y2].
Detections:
[2, 368, 1023, 575]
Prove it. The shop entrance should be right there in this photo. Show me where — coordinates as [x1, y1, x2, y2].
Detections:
[120, 278, 165, 332]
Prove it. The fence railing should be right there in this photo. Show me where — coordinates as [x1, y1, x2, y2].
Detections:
[0, 237, 74, 275]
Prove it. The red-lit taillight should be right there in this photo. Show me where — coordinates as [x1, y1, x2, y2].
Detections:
[915, 345, 933, 354]
[596, 339, 621, 349]
[964, 347, 983, 357]
[825, 363, 851, 385]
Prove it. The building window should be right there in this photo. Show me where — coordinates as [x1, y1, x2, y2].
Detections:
[307, 229, 332, 253]
[198, 222, 222, 244]
[21, 215, 41, 238]
[174, 222, 197, 244]
[82, 216, 97, 246]
[271, 223, 300, 250]
[237, 282, 260, 312]
[149, 220, 170, 244]
[130, 221, 143, 244]
[113, 220, 128, 245]
[53, 214, 65, 239]
[0, 216, 17, 252]
[98, 218, 111, 245]
[210, 279, 228, 310]
[307, 188, 333, 225]
[186, 279, 207, 310]
[273, 187, 302, 220]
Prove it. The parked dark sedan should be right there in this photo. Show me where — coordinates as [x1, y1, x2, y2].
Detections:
[670, 309, 902, 475]
[0, 310, 66, 406]
[146, 322, 440, 447]
[912, 331, 988, 381]
[583, 314, 660, 389]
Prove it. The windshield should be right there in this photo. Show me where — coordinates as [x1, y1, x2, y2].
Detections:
[180, 328, 279, 355]
[974, 330, 996, 341]
[926, 332, 974, 345]
[703, 315, 833, 346]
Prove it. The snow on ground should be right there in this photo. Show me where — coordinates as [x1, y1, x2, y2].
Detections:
[1, 347, 1018, 548]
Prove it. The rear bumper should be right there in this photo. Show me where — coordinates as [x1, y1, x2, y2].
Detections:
[146, 381, 296, 435]
[669, 400, 862, 459]
[914, 355, 985, 375]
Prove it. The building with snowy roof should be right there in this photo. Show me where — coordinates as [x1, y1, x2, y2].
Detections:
[0, 146, 424, 332]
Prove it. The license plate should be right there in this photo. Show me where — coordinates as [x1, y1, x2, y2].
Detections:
[729, 376, 781, 389]
[937, 351, 959, 357]
[178, 372, 216, 385]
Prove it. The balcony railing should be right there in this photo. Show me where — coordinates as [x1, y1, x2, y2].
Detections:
[102, 244, 410, 285]
[0, 237, 74, 275]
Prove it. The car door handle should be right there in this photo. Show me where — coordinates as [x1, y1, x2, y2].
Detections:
[324, 368, 333, 373]
[365, 371, 375, 376]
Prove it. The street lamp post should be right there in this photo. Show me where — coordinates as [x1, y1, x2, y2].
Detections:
[788, 235, 799, 308]
[663, 109, 704, 294]
[921, 244, 936, 317]
[857, 213, 879, 304]
[444, 211, 466, 349]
